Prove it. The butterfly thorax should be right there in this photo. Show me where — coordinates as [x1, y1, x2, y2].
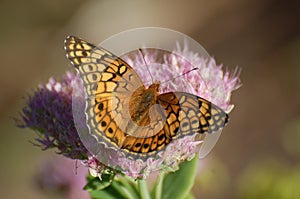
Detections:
[129, 83, 160, 127]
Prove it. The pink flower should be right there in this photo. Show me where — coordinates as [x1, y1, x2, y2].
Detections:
[35, 156, 89, 199]
[17, 71, 89, 159]
[18, 39, 241, 180]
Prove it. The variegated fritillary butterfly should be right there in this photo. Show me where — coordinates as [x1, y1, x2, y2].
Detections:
[64, 36, 228, 159]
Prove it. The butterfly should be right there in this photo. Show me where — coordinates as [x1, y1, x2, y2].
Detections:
[64, 36, 228, 159]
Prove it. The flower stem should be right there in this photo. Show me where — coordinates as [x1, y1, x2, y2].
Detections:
[154, 171, 166, 199]
[138, 179, 151, 199]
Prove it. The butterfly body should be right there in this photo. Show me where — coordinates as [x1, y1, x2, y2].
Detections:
[129, 83, 160, 127]
[64, 36, 228, 158]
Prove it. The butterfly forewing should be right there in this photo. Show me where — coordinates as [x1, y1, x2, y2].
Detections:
[64, 36, 170, 157]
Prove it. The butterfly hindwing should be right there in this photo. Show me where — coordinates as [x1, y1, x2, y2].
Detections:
[158, 92, 228, 138]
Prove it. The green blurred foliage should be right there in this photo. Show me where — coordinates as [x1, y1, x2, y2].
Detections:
[236, 159, 300, 199]
[193, 157, 230, 199]
[234, 118, 300, 199]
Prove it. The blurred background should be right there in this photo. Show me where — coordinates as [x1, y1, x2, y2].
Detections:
[1, 0, 299, 198]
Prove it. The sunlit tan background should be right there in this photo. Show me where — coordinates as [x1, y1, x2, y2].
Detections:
[1, 0, 300, 198]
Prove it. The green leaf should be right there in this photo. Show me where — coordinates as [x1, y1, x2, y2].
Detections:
[86, 175, 141, 199]
[84, 173, 114, 191]
[117, 176, 140, 198]
[161, 156, 199, 199]
[88, 181, 131, 199]
[89, 190, 119, 199]
[110, 178, 140, 199]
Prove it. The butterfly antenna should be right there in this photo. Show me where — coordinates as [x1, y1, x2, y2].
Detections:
[160, 67, 199, 85]
[139, 48, 154, 83]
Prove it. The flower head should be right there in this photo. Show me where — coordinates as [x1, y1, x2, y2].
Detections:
[18, 43, 241, 179]
[82, 44, 241, 179]
[18, 71, 89, 159]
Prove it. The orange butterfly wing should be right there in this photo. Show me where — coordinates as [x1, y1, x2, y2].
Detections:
[158, 92, 228, 137]
[64, 36, 228, 159]
[65, 36, 171, 158]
